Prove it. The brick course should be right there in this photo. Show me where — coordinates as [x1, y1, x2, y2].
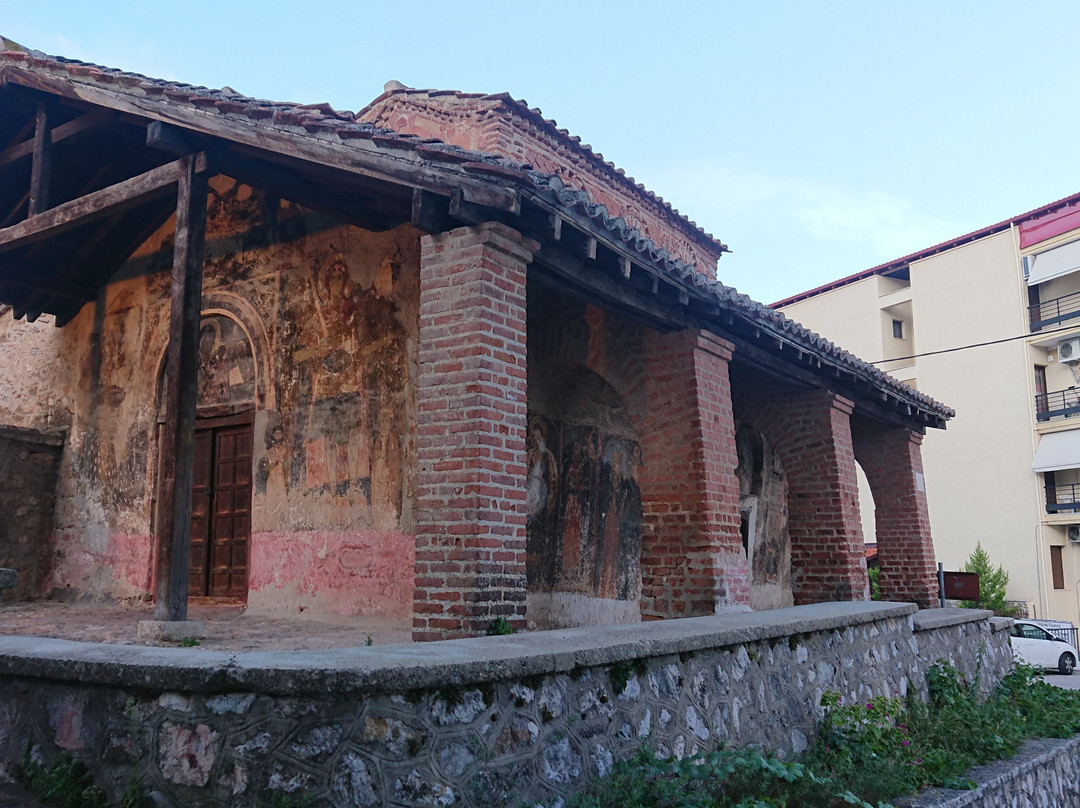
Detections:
[637, 330, 748, 618]
[414, 222, 537, 640]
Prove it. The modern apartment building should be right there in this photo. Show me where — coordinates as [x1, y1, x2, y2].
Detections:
[777, 193, 1080, 624]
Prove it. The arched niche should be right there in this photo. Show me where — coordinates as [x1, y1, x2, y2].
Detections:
[526, 360, 642, 629]
[735, 423, 793, 611]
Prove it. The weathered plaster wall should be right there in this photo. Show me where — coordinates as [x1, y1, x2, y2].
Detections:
[0, 312, 76, 433]
[4, 177, 420, 618]
[0, 426, 63, 599]
[526, 289, 646, 629]
[735, 425, 793, 611]
[0, 605, 1010, 808]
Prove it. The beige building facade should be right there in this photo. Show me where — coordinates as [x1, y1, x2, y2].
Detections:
[778, 194, 1080, 625]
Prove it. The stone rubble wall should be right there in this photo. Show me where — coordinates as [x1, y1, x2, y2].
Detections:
[0, 425, 63, 599]
[900, 735, 1080, 808]
[0, 603, 1011, 807]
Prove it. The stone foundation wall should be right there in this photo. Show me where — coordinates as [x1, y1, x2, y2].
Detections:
[0, 604, 1009, 807]
[0, 425, 63, 599]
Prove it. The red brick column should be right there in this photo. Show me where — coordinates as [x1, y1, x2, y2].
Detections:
[853, 425, 938, 607]
[413, 222, 537, 641]
[776, 391, 868, 604]
[637, 329, 747, 618]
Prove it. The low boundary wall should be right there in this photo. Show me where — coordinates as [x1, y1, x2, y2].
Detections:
[900, 735, 1080, 807]
[0, 603, 1011, 807]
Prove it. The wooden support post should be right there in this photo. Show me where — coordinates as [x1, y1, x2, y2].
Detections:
[153, 153, 207, 622]
[28, 102, 51, 216]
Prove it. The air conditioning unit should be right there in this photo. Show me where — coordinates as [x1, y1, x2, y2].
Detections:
[1068, 525, 1080, 543]
[1060, 339, 1080, 362]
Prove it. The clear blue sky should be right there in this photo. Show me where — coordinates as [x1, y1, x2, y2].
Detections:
[7, 2, 1080, 304]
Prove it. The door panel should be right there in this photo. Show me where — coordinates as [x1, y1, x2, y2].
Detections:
[209, 424, 252, 598]
[188, 430, 213, 596]
[189, 419, 252, 599]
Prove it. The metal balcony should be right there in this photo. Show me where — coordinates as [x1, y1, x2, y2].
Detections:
[1030, 290, 1080, 331]
[1035, 388, 1080, 422]
[1047, 483, 1080, 513]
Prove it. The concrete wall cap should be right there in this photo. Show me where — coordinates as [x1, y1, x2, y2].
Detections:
[912, 607, 994, 632]
[0, 602, 919, 696]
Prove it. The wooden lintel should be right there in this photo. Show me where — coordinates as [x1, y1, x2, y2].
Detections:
[0, 109, 113, 170]
[0, 155, 203, 255]
[28, 102, 51, 216]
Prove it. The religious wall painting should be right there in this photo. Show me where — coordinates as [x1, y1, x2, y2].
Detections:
[256, 245, 410, 528]
[196, 315, 256, 409]
[525, 412, 641, 602]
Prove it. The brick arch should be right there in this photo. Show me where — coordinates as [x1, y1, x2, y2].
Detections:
[851, 418, 937, 606]
[730, 369, 868, 605]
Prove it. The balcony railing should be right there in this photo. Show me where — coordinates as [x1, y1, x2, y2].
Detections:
[1030, 289, 1080, 331]
[1035, 388, 1080, 422]
[1047, 483, 1080, 513]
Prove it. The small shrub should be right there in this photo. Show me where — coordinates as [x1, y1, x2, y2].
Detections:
[178, 636, 200, 647]
[868, 566, 881, 601]
[18, 747, 110, 808]
[959, 543, 1017, 616]
[487, 617, 514, 636]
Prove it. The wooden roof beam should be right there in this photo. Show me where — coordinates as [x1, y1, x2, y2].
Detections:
[0, 108, 113, 170]
[0, 152, 205, 254]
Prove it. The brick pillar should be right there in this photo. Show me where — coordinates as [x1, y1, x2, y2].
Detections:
[413, 222, 537, 641]
[638, 330, 747, 618]
[778, 391, 868, 604]
[853, 424, 938, 607]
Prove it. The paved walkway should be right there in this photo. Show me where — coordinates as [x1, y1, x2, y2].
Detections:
[0, 599, 411, 651]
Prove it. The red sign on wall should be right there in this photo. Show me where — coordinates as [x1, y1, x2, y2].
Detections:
[942, 571, 980, 601]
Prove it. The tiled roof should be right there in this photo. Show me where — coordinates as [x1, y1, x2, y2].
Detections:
[0, 48, 952, 422]
[358, 87, 727, 256]
[774, 189, 1080, 307]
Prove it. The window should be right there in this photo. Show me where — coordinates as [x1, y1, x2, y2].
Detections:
[1052, 544, 1065, 590]
[892, 319, 904, 339]
[1036, 365, 1048, 415]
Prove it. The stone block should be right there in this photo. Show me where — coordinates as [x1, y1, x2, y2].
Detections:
[136, 620, 206, 642]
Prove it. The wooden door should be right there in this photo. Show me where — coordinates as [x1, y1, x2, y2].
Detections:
[189, 418, 252, 598]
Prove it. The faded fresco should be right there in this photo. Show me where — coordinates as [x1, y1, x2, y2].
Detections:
[11, 175, 420, 617]
[196, 315, 256, 409]
[735, 424, 793, 611]
[526, 362, 642, 607]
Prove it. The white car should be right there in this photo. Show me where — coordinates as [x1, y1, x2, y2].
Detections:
[1010, 619, 1078, 674]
